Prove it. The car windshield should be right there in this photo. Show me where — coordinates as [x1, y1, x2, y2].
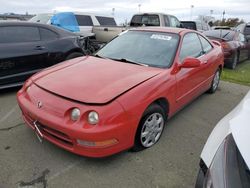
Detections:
[204, 30, 235, 41]
[181, 22, 197, 30]
[130, 15, 160, 26]
[96, 31, 179, 68]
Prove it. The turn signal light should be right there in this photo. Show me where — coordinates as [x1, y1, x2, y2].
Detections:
[77, 139, 118, 148]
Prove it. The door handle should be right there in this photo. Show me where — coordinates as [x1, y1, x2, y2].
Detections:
[203, 60, 208, 64]
[34, 46, 45, 50]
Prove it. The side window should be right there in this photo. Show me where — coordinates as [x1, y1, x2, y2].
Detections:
[75, 15, 93, 26]
[96, 16, 116, 26]
[169, 16, 180, 27]
[239, 33, 246, 42]
[244, 26, 250, 35]
[163, 15, 169, 26]
[179, 33, 203, 62]
[0, 26, 40, 43]
[39, 28, 58, 40]
[198, 35, 213, 53]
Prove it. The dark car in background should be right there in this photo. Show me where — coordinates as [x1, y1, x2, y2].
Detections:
[204, 30, 249, 69]
[181, 21, 210, 32]
[235, 23, 250, 41]
[212, 26, 231, 30]
[0, 21, 85, 89]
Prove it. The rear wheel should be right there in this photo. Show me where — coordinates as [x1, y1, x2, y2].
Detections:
[66, 52, 84, 60]
[207, 69, 221, 94]
[132, 104, 166, 152]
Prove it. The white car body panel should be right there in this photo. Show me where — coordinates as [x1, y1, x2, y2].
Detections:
[201, 90, 250, 168]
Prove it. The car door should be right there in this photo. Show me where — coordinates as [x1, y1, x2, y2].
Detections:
[238, 33, 249, 61]
[38, 27, 62, 66]
[0, 25, 48, 86]
[175, 32, 209, 107]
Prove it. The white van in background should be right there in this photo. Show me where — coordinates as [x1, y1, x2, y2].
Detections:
[29, 12, 117, 36]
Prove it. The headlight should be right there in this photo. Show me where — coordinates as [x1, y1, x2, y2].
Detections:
[26, 86, 31, 93]
[88, 111, 99, 125]
[71, 108, 81, 121]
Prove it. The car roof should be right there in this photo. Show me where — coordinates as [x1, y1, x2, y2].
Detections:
[133, 12, 173, 17]
[130, 27, 192, 35]
[0, 21, 51, 27]
[0, 21, 77, 36]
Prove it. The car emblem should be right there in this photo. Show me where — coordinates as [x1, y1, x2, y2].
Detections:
[37, 101, 43, 109]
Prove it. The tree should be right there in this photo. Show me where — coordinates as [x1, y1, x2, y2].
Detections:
[213, 17, 245, 27]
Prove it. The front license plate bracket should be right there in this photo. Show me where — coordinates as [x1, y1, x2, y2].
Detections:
[33, 121, 43, 143]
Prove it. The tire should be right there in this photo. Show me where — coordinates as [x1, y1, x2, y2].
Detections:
[207, 69, 221, 94]
[65, 52, 84, 60]
[132, 104, 167, 152]
[228, 51, 238, 69]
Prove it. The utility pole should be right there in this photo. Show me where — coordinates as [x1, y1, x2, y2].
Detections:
[222, 10, 225, 25]
[138, 4, 141, 13]
[190, 5, 194, 20]
[112, 8, 115, 16]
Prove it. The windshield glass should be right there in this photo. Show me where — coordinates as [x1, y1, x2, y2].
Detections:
[181, 22, 197, 30]
[29, 14, 52, 24]
[96, 31, 179, 68]
[130, 15, 160, 26]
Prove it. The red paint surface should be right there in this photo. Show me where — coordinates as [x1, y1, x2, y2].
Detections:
[17, 28, 224, 157]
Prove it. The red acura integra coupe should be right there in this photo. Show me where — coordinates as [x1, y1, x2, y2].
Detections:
[17, 28, 224, 157]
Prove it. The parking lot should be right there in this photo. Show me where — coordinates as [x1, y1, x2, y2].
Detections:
[0, 81, 249, 188]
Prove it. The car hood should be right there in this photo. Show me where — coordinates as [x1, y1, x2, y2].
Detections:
[201, 90, 250, 169]
[33, 56, 163, 104]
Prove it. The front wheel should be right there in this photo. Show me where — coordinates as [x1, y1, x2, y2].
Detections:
[207, 69, 221, 94]
[132, 104, 166, 152]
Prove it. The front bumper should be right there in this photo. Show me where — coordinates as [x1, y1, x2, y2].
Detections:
[17, 84, 137, 158]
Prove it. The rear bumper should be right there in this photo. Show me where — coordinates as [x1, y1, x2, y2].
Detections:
[17, 85, 137, 158]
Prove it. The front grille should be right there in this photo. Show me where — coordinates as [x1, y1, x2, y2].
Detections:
[23, 112, 74, 147]
[38, 122, 74, 147]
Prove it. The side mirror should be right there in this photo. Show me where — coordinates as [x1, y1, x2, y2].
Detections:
[180, 57, 201, 68]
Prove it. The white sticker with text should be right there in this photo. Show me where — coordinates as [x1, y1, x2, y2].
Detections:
[150, 34, 172, 40]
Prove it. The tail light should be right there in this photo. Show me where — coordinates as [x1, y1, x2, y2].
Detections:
[221, 42, 230, 50]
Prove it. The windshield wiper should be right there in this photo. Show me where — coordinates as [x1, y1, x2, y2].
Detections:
[110, 58, 148, 67]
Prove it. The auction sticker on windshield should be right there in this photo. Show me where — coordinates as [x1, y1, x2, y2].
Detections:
[150, 34, 172, 40]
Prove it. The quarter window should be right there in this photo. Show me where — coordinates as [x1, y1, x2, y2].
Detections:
[198, 35, 213, 53]
[179, 33, 203, 62]
[0, 26, 40, 43]
[75, 15, 93, 26]
[39, 28, 58, 40]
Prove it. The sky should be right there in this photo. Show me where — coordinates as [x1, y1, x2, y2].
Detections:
[1, 0, 250, 24]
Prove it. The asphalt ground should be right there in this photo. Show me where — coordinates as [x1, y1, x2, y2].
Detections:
[0, 81, 249, 188]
